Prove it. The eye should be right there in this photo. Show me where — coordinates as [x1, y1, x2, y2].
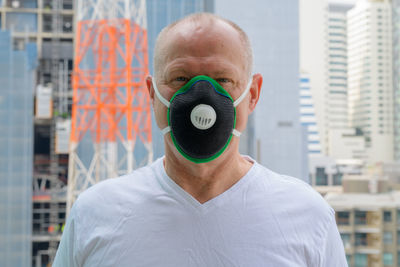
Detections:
[169, 76, 190, 90]
[175, 77, 189, 82]
[216, 78, 230, 83]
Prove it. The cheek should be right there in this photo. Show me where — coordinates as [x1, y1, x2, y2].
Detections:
[235, 104, 249, 130]
[153, 101, 169, 129]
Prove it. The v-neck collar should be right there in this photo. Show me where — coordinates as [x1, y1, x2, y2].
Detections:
[155, 156, 258, 214]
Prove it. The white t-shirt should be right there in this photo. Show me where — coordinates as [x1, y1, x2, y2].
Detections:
[53, 157, 347, 267]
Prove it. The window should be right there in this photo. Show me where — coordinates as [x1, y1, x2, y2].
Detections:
[341, 233, 351, 248]
[397, 251, 400, 267]
[384, 211, 392, 222]
[354, 253, 367, 267]
[346, 255, 351, 267]
[355, 211, 367, 225]
[397, 210, 400, 224]
[383, 232, 392, 244]
[337, 211, 350, 225]
[333, 173, 343, 185]
[316, 167, 328, 186]
[355, 233, 367, 246]
[397, 231, 400, 245]
[383, 253, 393, 266]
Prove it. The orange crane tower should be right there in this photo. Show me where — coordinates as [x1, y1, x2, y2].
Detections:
[67, 0, 152, 214]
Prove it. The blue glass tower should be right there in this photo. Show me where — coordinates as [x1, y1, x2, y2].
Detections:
[214, 0, 308, 181]
[146, 0, 206, 159]
[0, 31, 36, 267]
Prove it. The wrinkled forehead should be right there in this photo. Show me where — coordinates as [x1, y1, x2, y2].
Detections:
[161, 19, 246, 66]
[167, 18, 241, 46]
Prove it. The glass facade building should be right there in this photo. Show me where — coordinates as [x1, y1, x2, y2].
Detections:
[146, 0, 207, 158]
[214, 0, 308, 182]
[0, 31, 36, 267]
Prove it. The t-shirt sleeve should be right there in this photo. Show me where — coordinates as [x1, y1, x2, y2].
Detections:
[52, 205, 79, 267]
[321, 215, 348, 267]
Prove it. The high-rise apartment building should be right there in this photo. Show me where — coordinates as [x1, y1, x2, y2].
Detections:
[214, 0, 308, 181]
[326, 178, 400, 267]
[299, 72, 323, 157]
[300, 0, 329, 157]
[347, 0, 394, 164]
[327, 4, 352, 131]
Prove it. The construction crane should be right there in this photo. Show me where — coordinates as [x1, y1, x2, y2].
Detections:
[67, 0, 152, 214]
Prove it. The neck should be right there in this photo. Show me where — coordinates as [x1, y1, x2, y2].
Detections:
[163, 140, 253, 204]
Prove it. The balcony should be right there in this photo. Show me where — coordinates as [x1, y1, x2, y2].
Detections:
[355, 210, 381, 231]
[354, 232, 381, 255]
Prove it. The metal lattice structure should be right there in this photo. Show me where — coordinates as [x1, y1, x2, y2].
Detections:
[67, 0, 152, 214]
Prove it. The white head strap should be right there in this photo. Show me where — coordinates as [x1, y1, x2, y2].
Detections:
[152, 79, 170, 108]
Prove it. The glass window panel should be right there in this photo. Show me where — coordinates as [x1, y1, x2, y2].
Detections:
[383, 232, 392, 244]
[383, 253, 393, 266]
[340, 233, 351, 249]
[354, 253, 367, 267]
[355, 211, 367, 225]
[337, 211, 350, 225]
[355, 233, 367, 246]
[384, 211, 392, 222]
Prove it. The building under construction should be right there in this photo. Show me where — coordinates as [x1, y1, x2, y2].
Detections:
[0, 0, 207, 266]
[0, 0, 74, 265]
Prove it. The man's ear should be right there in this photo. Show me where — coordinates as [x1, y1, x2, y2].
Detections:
[248, 73, 262, 113]
[146, 76, 155, 106]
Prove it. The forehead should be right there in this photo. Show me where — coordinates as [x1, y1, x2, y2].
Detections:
[161, 19, 246, 74]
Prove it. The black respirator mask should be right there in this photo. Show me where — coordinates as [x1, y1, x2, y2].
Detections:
[153, 75, 252, 163]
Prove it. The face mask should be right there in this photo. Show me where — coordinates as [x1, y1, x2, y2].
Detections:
[153, 75, 252, 164]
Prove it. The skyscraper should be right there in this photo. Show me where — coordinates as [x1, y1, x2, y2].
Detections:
[146, 0, 207, 159]
[393, 0, 400, 161]
[214, 0, 308, 181]
[347, 0, 394, 164]
[0, 31, 36, 267]
[300, 0, 329, 157]
[299, 72, 323, 157]
[327, 3, 352, 132]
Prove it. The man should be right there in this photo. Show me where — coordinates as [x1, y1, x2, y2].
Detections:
[54, 13, 347, 266]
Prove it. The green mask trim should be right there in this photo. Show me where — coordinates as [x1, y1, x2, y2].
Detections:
[167, 75, 237, 164]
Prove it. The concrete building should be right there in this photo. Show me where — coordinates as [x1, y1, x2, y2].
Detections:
[327, 3, 352, 132]
[300, 73, 323, 157]
[347, 0, 394, 164]
[300, 0, 329, 156]
[215, 0, 308, 182]
[309, 156, 363, 187]
[328, 128, 366, 160]
[326, 177, 400, 267]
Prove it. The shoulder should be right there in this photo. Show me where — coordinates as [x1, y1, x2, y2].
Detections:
[251, 163, 337, 264]
[252, 162, 335, 238]
[72, 157, 164, 220]
[254, 162, 334, 218]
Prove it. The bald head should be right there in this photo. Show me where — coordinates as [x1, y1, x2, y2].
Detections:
[153, 13, 253, 82]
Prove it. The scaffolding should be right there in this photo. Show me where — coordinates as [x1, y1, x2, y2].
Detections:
[67, 0, 152, 214]
[24, 0, 73, 265]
